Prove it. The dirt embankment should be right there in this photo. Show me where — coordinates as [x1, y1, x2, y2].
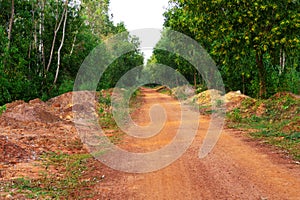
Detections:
[0, 91, 100, 166]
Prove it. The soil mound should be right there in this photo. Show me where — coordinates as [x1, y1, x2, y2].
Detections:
[48, 91, 99, 120]
[197, 89, 222, 105]
[186, 89, 256, 113]
[270, 92, 300, 100]
[225, 91, 256, 112]
[3, 99, 60, 123]
[0, 92, 95, 169]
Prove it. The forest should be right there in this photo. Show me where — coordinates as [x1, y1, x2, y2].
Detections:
[0, 0, 299, 106]
[147, 0, 300, 98]
[0, 0, 143, 106]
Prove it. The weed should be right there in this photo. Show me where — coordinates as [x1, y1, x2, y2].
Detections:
[98, 91, 111, 106]
[215, 99, 224, 108]
[0, 104, 6, 116]
[159, 88, 172, 95]
[227, 108, 242, 122]
[226, 93, 300, 160]
[241, 97, 255, 108]
[249, 115, 262, 123]
[98, 88, 142, 144]
[1, 152, 95, 199]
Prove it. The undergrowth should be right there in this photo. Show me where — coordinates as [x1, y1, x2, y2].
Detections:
[1, 152, 96, 199]
[98, 88, 142, 144]
[227, 93, 300, 161]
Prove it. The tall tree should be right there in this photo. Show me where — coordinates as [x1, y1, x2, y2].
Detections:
[81, 0, 114, 38]
[164, 0, 300, 97]
[0, 0, 145, 105]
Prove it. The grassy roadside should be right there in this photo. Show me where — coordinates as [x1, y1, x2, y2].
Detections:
[98, 88, 142, 144]
[226, 93, 300, 161]
[1, 152, 96, 199]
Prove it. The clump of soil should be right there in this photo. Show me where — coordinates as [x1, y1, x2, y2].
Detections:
[269, 92, 300, 100]
[283, 120, 300, 133]
[187, 90, 299, 124]
[0, 136, 32, 165]
[196, 89, 222, 105]
[0, 91, 100, 170]
[224, 91, 256, 112]
[3, 99, 60, 123]
[263, 92, 300, 120]
[224, 91, 300, 124]
[48, 91, 99, 120]
[186, 89, 256, 113]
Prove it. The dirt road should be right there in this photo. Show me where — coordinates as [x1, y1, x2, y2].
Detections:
[94, 87, 300, 199]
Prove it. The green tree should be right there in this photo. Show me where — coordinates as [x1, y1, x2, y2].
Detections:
[163, 0, 300, 97]
[98, 29, 144, 89]
[146, 29, 203, 88]
[0, 0, 145, 105]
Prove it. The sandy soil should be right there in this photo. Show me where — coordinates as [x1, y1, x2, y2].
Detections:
[89, 88, 300, 199]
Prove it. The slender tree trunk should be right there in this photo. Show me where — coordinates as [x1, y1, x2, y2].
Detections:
[46, 1, 66, 73]
[33, 4, 38, 69]
[279, 48, 286, 75]
[193, 71, 197, 89]
[7, 0, 15, 50]
[53, 1, 68, 85]
[39, 0, 46, 73]
[256, 53, 267, 98]
[242, 73, 245, 94]
[28, 1, 35, 72]
[4, 0, 15, 68]
[69, 31, 77, 56]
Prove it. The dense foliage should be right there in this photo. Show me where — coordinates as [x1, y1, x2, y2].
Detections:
[0, 0, 143, 105]
[149, 0, 300, 98]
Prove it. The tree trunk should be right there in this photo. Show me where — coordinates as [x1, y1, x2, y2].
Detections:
[39, 0, 46, 73]
[69, 31, 77, 56]
[53, 1, 68, 85]
[242, 73, 245, 94]
[46, 1, 66, 73]
[7, 0, 15, 50]
[256, 53, 267, 98]
[193, 71, 197, 89]
[279, 48, 286, 75]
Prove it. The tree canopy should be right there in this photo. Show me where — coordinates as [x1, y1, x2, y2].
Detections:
[149, 0, 300, 98]
[0, 0, 143, 105]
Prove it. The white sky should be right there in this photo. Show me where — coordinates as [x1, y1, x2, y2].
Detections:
[109, 0, 169, 30]
[109, 0, 169, 62]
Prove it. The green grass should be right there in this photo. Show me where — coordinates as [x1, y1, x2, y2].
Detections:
[0, 104, 6, 116]
[158, 88, 172, 95]
[1, 152, 96, 199]
[98, 88, 142, 144]
[226, 94, 300, 161]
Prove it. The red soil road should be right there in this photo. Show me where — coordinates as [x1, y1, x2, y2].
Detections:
[93, 87, 300, 199]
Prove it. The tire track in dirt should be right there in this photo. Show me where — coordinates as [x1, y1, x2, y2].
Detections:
[96, 87, 300, 200]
